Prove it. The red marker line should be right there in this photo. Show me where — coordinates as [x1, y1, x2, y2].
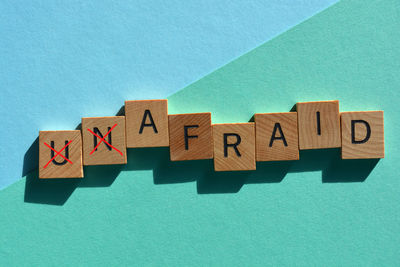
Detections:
[87, 124, 123, 156]
[43, 140, 73, 168]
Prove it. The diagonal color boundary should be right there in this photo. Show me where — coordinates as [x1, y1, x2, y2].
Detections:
[1, 0, 400, 266]
[0, 0, 339, 190]
[1, 0, 340, 192]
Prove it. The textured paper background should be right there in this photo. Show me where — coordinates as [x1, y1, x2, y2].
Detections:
[0, 0, 336, 189]
[1, 0, 400, 265]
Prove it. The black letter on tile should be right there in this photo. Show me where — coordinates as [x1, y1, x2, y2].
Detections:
[51, 140, 69, 165]
[316, 111, 321, 135]
[93, 127, 112, 151]
[184, 125, 198, 150]
[269, 123, 288, 147]
[224, 133, 241, 157]
[139, 109, 158, 134]
[351, 120, 371, 144]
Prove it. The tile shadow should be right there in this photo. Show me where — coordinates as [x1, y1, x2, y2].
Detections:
[24, 159, 122, 206]
[124, 147, 169, 171]
[24, 170, 80, 205]
[124, 147, 292, 194]
[23, 142, 381, 205]
[197, 169, 249, 194]
[79, 165, 123, 187]
[322, 158, 380, 183]
[154, 159, 210, 184]
[247, 161, 293, 184]
[290, 149, 339, 173]
[288, 148, 380, 182]
[24, 164, 123, 205]
[124, 147, 207, 184]
[22, 137, 39, 177]
[196, 161, 294, 194]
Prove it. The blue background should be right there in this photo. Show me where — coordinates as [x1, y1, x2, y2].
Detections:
[0, 0, 336, 189]
[2, 1, 400, 266]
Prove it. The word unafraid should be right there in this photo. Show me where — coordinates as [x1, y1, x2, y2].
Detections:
[38, 100, 384, 178]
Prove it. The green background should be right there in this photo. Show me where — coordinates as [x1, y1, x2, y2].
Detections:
[1, 0, 399, 265]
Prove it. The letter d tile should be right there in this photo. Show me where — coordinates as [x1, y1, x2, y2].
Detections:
[341, 111, 384, 159]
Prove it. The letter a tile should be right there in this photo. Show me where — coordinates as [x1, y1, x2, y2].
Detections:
[255, 112, 299, 161]
[125, 99, 169, 148]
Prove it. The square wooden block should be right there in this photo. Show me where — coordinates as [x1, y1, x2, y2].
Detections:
[168, 113, 213, 161]
[82, 116, 127, 165]
[297, 100, 341, 149]
[254, 112, 299, 161]
[213, 123, 256, 171]
[341, 111, 384, 159]
[39, 130, 83, 178]
[125, 99, 169, 148]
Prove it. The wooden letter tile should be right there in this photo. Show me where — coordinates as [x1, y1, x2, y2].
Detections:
[168, 113, 213, 161]
[125, 99, 169, 148]
[297, 100, 341, 149]
[82, 116, 127, 165]
[341, 111, 384, 159]
[254, 112, 299, 161]
[39, 130, 83, 178]
[213, 123, 256, 171]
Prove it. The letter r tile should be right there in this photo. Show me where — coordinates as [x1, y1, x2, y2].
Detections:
[213, 123, 256, 171]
